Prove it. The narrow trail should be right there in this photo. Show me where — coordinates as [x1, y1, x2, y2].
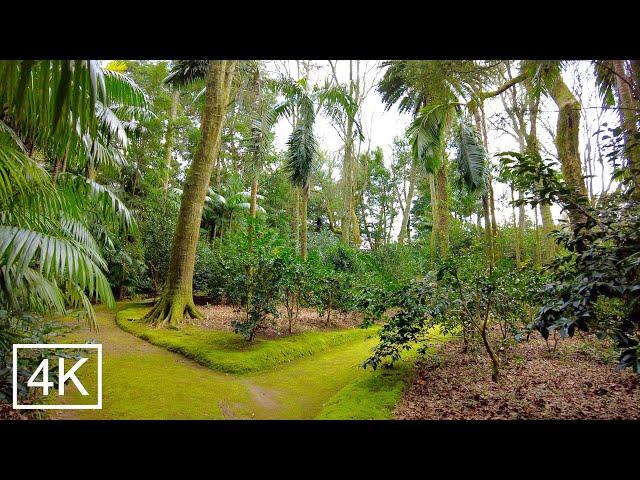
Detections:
[51, 305, 379, 420]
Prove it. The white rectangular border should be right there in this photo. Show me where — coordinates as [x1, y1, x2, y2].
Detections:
[12, 344, 102, 410]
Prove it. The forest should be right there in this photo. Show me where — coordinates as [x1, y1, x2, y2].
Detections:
[0, 59, 638, 420]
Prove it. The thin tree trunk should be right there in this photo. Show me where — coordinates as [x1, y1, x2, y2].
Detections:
[511, 185, 521, 265]
[435, 162, 449, 257]
[292, 187, 300, 252]
[483, 194, 494, 271]
[612, 60, 640, 196]
[429, 173, 439, 256]
[397, 158, 417, 244]
[145, 60, 237, 326]
[341, 60, 354, 246]
[300, 183, 309, 260]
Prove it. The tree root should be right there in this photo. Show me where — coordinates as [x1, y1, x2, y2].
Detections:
[143, 293, 203, 327]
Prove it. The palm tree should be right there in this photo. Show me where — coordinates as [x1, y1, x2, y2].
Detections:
[272, 74, 360, 260]
[379, 61, 491, 257]
[0, 60, 147, 326]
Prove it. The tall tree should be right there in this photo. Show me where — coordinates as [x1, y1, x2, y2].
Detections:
[144, 60, 237, 326]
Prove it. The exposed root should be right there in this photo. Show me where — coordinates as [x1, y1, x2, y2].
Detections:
[143, 293, 203, 327]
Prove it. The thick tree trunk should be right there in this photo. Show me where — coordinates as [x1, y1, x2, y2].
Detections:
[145, 60, 237, 326]
[163, 89, 179, 194]
[549, 77, 588, 225]
[397, 158, 417, 244]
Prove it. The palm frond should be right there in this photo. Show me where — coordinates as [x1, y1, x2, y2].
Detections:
[454, 122, 488, 192]
[407, 102, 455, 173]
[286, 120, 317, 187]
[164, 60, 210, 87]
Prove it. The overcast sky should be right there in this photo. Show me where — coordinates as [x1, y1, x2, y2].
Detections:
[267, 60, 618, 233]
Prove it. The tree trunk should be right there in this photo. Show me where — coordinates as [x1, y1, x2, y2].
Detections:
[351, 204, 361, 246]
[511, 185, 521, 265]
[549, 77, 588, 225]
[612, 60, 640, 195]
[341, 60, 354, 246]
[483, 194, 494, 271]
[300, 182, 309, 261]
[145, 60, 237, 326]
[397, 158, 417, 244]
[163, 89, 179, 195]
[248, 175, 258, 242]
[289, 186, 299, 252]
[429, 173, 439, 256]
[341, 124, 354, 246]
[435, 162, 449, 257]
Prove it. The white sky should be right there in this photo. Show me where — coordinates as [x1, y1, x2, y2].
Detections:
[267, 60, 619, 235]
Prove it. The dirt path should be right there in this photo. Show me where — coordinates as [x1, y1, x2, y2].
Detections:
[52, 305, 378, 420]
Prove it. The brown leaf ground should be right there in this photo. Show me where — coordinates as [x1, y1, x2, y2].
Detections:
[395, 329, 640, 420]
[192, 304, 362, 338]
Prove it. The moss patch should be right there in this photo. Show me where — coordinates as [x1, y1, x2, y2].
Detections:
[116, 304, 378, 374]
[316, 329, 449, 420]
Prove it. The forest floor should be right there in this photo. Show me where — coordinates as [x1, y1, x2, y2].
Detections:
[37, 301, 420, 420]
[395, 327, 640, 419]
[196, 304, 362, 338]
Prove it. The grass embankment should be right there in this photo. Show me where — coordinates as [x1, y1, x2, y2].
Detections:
[116, 303, 379, 374]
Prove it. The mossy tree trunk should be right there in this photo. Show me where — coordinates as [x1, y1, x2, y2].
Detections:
[145, 60, 237, 327]
[300, 182, 309, 261]
[434, 161, 449, 257]
[549, 77, 588, 226]
[163, 89, 179, 195]
[291, 187, 300, 252]
[429, 173, 439, 256]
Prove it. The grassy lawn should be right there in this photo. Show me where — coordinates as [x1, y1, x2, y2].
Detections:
[116, 303, 378, 374]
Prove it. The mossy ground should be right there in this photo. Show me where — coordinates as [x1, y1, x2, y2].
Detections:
[317, 329, 448, 419]
[116, 302, 377, 374]
[50, 301, 444, 420]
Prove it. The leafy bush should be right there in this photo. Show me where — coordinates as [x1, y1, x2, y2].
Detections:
[499, 148, 640, 372]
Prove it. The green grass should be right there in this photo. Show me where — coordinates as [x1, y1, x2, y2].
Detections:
[49, 301, 448, 419]
[316, 329, 449, 420]
[116, 303, 379, 374]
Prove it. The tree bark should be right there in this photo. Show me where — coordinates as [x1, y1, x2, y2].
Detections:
[397, 157, 417, 244]
[341, 61, 355, 246]
[549, 77, 588, 226]
[300, 182, 309, 261]
[341, 123, 354, 246]
[145, 60, 237, 326]
[163, 89, 179, 195]
[612, 60, 640, 195]
[291, 186, 300, 252]
[435, 162, 449, 257]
